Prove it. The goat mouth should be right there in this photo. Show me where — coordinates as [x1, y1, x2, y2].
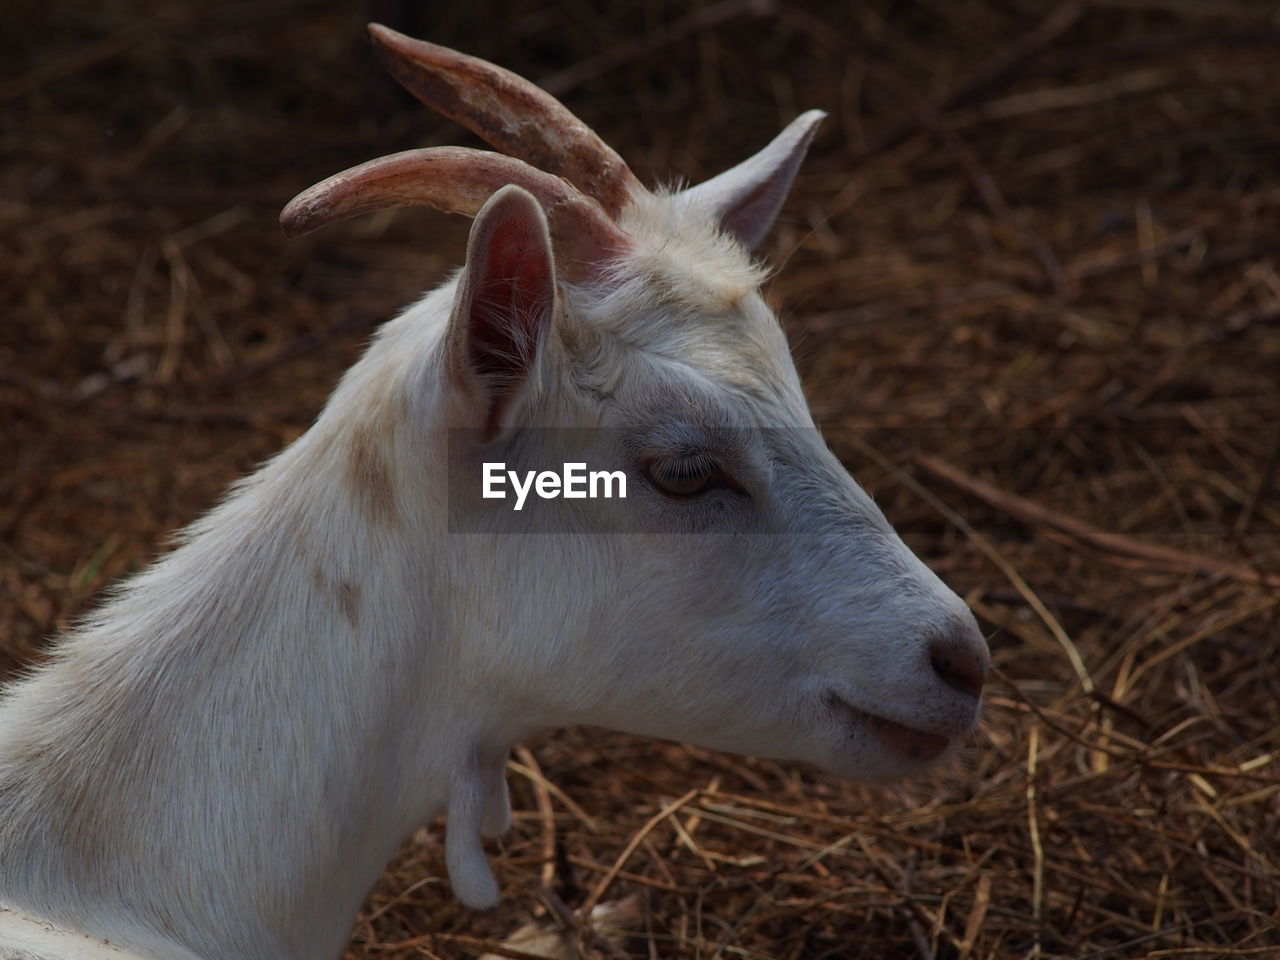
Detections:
[823, 693, 950, 763]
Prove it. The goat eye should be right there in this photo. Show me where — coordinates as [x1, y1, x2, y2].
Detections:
[645, 455, 720, 497]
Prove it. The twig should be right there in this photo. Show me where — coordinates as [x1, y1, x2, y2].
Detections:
[902, 855, 935, 960]
[99, 404, 312, 428]
[914, 453, 1280, 587]
[1224, 301, 1280, 333]
[515, 746, 558, 889]
[1122, 594, 1280, 689]
[157, 238, 191, 383]
[857, 837, 965, 956]
[958, 68, 1175, 124]
[538, 886, 586, 960]
[863, 62, 1070, 300]
[1036, 29, 1278, 75]
[1234, 425, 1280, 536]
[989, 668, 1130, 761]
[538, 0, 774, 96]
[860, 4, 1087, 160]
[361, 926, 553, 959]
[578, 789, 698, 923]
[957, 873, 992, 960]
[508, 758, 600, 834]
[1026, 724, 1044, 960]
[0, 27, 140, 103]
[1067, 227, 1199, 281]
[782, 7, 1070, 299]
[202, 311, 382, 392]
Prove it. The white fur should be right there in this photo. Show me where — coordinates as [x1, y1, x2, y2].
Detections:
[0, 119, 987, 960]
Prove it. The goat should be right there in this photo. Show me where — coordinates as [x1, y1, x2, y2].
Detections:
[0, 25, 990, 960]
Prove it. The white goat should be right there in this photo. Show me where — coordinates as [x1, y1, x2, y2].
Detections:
[0, 25, 989, 960]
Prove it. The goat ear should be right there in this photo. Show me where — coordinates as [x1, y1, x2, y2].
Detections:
[678, 110, 826, 251]
[446, 185, 556, 438]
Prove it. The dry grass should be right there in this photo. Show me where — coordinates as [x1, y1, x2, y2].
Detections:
[3, 1, 1279, 957]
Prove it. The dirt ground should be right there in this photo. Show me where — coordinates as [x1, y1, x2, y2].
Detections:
[3, 1, 1278, 958]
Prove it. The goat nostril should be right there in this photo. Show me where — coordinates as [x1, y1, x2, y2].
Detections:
[929, 636, 987, 698]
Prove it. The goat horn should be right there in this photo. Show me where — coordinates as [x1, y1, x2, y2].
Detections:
[279, 146, 630, 281]
[367, 23, 643, 219]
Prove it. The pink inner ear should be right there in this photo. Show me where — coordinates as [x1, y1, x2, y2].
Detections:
[467, 212, 555, 411]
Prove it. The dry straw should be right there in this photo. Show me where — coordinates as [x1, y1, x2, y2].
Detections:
[3, 0, 1278, 956]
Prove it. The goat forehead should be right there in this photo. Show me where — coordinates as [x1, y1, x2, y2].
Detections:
[573, 277, 801, 413]
[684, 308, 804, 414]
[612, 336, 803, 424]
[617, 191, 770, 309]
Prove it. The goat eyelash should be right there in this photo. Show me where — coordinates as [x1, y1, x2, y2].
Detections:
[643, 453, 730, 498]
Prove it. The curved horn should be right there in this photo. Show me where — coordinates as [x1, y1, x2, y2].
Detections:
[368, 23, 643, 219]
[279, 146, 630, 281]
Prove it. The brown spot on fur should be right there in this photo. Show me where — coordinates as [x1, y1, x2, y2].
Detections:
[336, 580, 361, 630]
[345, 421, 399, 526]
[311, 564, 361, 631]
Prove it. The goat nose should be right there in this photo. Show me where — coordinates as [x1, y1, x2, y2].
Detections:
[929, 630, 988, 699]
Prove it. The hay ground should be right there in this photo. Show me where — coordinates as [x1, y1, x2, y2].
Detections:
[3, 1, 1279, 958]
